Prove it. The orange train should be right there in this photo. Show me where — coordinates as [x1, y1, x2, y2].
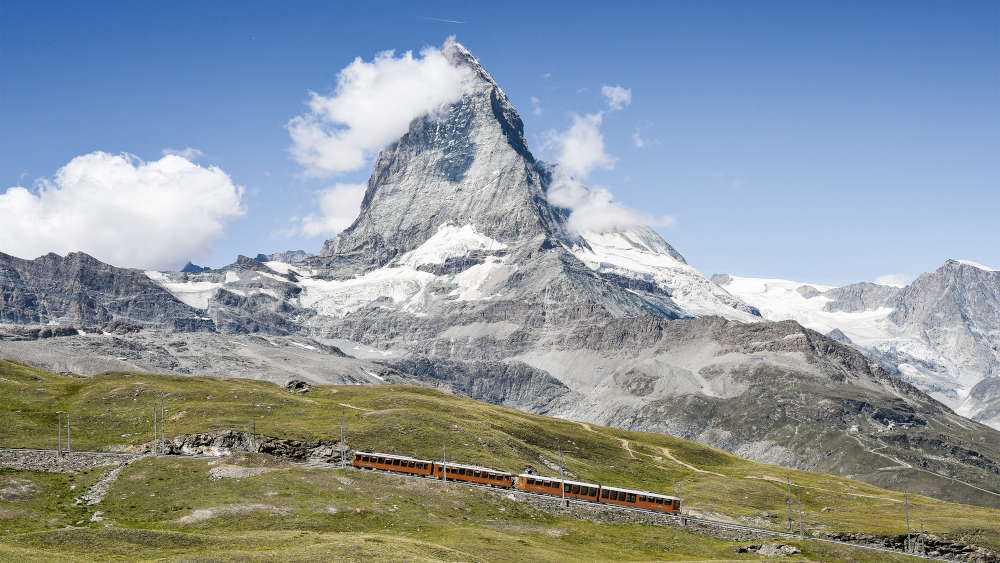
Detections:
[352, 451, 681, 513]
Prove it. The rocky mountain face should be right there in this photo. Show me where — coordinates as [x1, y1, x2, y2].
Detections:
[2, 41, 999, 507]
[717, 260, 1000, 431]
[0, 251, 210, 331]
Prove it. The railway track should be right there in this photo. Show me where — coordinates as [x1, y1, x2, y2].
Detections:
[340, 463, 945, 561]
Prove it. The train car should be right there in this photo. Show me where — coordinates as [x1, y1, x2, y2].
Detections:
[352, 451, 435, 477]
[515, 474, 601, 503]
[432, 461, 514, 488]
[599, 485, 680, 513]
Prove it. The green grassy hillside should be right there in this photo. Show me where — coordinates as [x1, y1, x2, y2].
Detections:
[1, 359, 998, 560]
[2, 457, 923, 562]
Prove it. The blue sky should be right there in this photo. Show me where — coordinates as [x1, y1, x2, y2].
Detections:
[1, 1, 997, 284]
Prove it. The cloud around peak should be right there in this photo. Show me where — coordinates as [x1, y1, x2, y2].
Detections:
[543, 102, 671, 234]
[299, 183, 367, 237]
[0, 151, 244, 270]
[288, 38, 476, 177]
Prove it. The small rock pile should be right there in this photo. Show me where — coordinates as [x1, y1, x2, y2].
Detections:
[735, 543, 801, 557]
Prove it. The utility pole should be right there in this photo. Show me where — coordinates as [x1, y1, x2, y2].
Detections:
[339, 417, 347, 468]
[795, 484, 804, 536]
[159, 399, 166, 454]
[152, 406, 158, 455]
[441, 443, 447, 481]
[786, 480, 793, 532]
[66, 413, 71, 456]
[560, 448, 567, 507]
[56, 412, 62, 458]
[904, 493, 911, 553]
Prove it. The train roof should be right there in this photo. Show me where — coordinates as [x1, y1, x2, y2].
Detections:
[601, 484, 679, 501]
[518, 474, 601, 488]
[440, 461, 512, 475]
[354, 451, 433, 464]
[355, 452, 512, 475]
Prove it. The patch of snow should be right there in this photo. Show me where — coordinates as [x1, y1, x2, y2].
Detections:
[722, 276, 891, 346]
[264, 261, 297, 275]
[297, 266, 436, 318]
[257, 271, 291, 283]
[224, 271, 240, 283]
[452, 256, 512, 300]
[289, 341, 317, 351]
[397, 224, 506, 268]
[956, 259, 999, 272]
[144, 271, 222, 309]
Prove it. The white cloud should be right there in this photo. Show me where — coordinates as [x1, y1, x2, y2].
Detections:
[299, 183, 367, 237]
[288, 38, 476, 177]
[544, 113, 670, 233]
[0, 151, 244, 270]
[530, 96, 543, 116]
[601, 84, 632, 111]
[548, 177, 673, 233]
[162, 147, 204, 160]
[631, 129, 645, 148]
[546, 113, 615, 178]
[875, 273, 911, 288]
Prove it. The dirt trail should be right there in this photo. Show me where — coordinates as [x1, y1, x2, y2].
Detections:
[657, 447, 726, 477]
[619, 439, 637, 459]
[338, 402, 371, 412]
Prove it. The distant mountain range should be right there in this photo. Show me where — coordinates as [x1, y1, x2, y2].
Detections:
[1, 40, 998, 508]
[714, 259, 1000, 430]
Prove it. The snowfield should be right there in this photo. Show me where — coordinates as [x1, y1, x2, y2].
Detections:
[144, 271, 223, 310]
[572, 228, 760, 322]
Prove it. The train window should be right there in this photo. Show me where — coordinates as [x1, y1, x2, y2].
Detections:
[627, 494, 636, 503]
[639, 495, 646, 502]
[601, 489, 609, 499]
[564, 484, 571, 493]
[473, 470, 481, 477]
